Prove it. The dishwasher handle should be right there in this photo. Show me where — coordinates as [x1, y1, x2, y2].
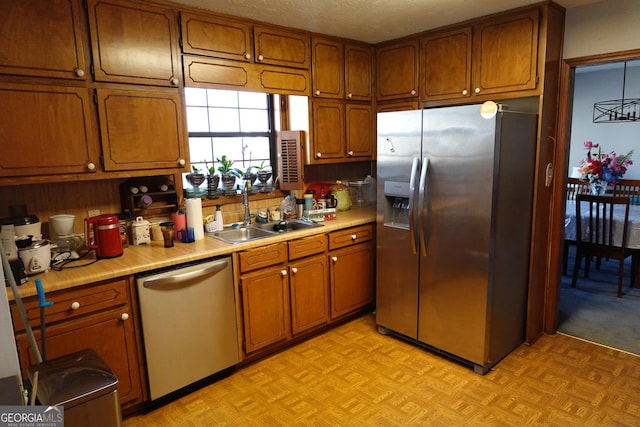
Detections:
[141, 259, 229, 289]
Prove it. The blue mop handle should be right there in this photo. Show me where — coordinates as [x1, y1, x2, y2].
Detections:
[35, 279, 53, 308]
[35, 278, 53, 362]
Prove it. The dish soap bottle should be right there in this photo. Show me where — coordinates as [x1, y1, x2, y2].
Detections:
[331, 180, 351, 211]
[214, 205, 223, 231]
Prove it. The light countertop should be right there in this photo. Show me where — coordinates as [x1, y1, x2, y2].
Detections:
[7, 206, 376, 300]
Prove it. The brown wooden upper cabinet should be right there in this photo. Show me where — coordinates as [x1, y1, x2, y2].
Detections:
[309, 100, 373, 164]
[87, 0, 181, 87]
[253, 25, 310, 69]
[421, 9, 539, 101]
[0, 83, 100, 178]
[181, 12, 310, 70]
[312, 37, 373, 101]
[0, 0, 88, 80]
[180, 12, 253, 62]
[96, 87, 187, 171]
[375, 39, 420, 101]
[345, 44, 374, 101]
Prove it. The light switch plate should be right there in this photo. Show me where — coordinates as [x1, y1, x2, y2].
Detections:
[88, 209, 100, 217]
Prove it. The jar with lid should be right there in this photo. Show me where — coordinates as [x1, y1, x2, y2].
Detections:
[330, 180, 351, 211]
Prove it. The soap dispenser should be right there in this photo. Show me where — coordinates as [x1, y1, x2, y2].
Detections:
[214, 205, 223, 231]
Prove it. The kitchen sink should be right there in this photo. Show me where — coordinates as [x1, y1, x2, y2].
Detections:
[207, 226, 276, 244]
[207, 220, 323, 244]
[256, 219, 324, 233]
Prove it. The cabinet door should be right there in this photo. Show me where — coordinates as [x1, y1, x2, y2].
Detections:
[329, 241, 374, 319]
[346, 103, 374, 159]
[0, 0, 88, 80]
[312, 37, 344, 99]
[289, 255, 329, 335]
[0, 83, 99, 178]
[15, 307, 144, 410]
[241, 267, 291, 354]
[311, 100, 345, 162]
[375, 39, 419, 101]
[96, 87, 186, 171]
[180, 12, 252, 62]
[253, 25, 310, 69]
[87, 0, 180, 86]
[421, 27, 472, 101]
[345, 44, 373, 101]
[472, 9, 539, 95]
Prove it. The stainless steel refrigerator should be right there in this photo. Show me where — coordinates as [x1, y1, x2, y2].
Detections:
[375, 104, 537, 374]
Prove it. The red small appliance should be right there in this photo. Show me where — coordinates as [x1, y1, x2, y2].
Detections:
[86, 214, 123, 258]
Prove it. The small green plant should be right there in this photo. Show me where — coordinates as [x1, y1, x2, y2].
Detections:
[216, 155, 244, 178]
[191, 165, 202, 173]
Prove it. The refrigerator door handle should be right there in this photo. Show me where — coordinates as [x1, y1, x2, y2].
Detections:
[418, 157, 429, 255]
[408, 157, 420, 255]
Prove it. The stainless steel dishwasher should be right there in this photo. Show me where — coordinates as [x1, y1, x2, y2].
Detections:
[136, 256, 239, 400]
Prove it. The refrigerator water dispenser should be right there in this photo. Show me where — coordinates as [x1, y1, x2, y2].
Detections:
[383, 180, 410, 229]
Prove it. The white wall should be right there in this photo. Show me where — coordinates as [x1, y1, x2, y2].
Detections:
[564, 0, 640, 179]
[569, 64, 640, 179]
[564, 0, 640, 59]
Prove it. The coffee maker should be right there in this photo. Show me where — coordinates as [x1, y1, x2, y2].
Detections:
[49, 214, 80, 259]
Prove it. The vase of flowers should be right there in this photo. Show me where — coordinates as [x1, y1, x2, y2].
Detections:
[577, 141, 633, 195]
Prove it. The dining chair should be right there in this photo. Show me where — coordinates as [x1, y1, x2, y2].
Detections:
[566, 177, 590, 200]
[612, 179, 640, 205]
[563, 178, 591, 274]
[571, 194, 634, 297]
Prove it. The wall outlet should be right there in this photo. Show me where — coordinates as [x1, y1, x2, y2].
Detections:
[88, 209, 100, 217]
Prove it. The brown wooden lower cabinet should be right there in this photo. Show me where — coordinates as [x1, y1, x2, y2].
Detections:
[329, 240, 375, 319]
[240, 265, 291, 354]
[289, 254, 330, 335]
[11, 278, 145, 413]
[239, 227, 374, 357]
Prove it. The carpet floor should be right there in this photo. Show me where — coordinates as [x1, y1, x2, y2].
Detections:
[559, 244, 640, 355]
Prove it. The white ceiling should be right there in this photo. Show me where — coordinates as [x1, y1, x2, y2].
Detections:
[169, 0, 603, 44]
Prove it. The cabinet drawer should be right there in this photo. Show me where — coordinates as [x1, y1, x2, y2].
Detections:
[329, 224, 374, 250]
[239, 242, 287, 273]
[11, 278, 129, 332]
[288, 234, 328, 260]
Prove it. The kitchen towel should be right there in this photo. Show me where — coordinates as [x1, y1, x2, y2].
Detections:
[185, 198, 204, 241]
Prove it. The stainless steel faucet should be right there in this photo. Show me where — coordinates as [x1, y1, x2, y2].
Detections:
[243, 181, 251, 226]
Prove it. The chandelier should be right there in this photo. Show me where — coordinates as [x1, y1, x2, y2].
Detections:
[593, 61, 640, 123]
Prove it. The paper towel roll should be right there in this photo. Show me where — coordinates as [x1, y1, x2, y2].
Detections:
[185, 198, 204, 241]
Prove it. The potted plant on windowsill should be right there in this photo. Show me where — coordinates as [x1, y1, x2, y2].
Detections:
[216, 155, 243, 193]
[186, 165, 206, 189]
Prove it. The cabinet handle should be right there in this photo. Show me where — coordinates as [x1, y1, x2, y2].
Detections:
[351, 234, 357, 241]
[170, 77, 179, 86]
[331, 256, 338, 262]
[347, 93, 353, 99]
[244, 53, 251, 60]
[291, 267, 298, 274]
[281, 270, 287, 276]
[315, 90, 321, 96]
[257, 54, 264, 61]
[70, 301, 80, 310]
[74, 68, 85, 77]
[462, 89, 468, 96]
[316, 152, 322, 158]
[347, 150, 354, 157]
[474, 87, 481, 94]
[87, 162, 96, 171]
[410, 89, 416, 96]
[120, 313, 129, 321]
[178, 158, 186, 166]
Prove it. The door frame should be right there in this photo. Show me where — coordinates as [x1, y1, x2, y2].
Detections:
[545, 48, 640, 333]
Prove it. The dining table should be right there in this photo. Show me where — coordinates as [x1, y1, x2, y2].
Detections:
[565, 199, 640, 249]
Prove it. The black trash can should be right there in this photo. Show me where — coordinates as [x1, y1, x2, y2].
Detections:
[28, 349, 121, 427]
